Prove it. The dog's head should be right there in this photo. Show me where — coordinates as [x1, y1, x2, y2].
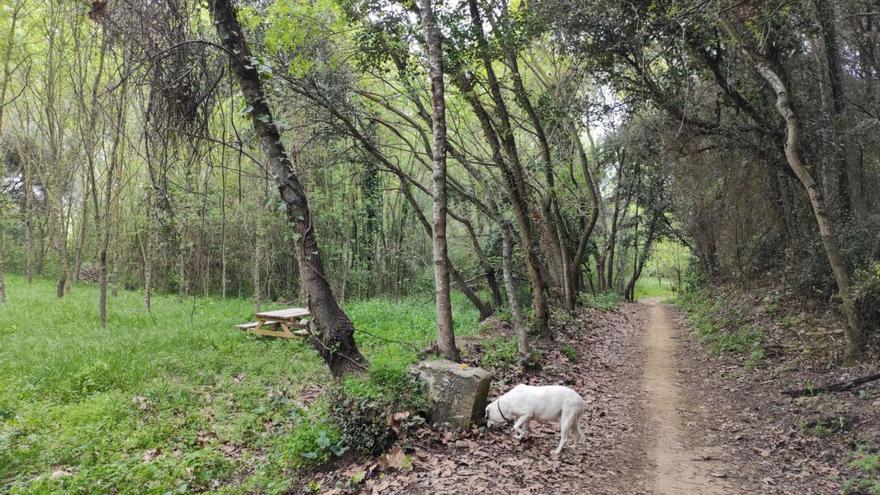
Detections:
[484, 400, 506, 428]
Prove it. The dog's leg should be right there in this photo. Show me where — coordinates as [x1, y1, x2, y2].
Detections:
[575, 415, 585, 446]
[513, 415, 531, 439]
[554, 408, 579, 454]
[571, 409, 584, 448]
[553, 423, 568, 455]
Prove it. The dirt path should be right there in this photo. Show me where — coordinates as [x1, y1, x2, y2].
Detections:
[307, 302, 769, 494]
[641, 299, 730, 495]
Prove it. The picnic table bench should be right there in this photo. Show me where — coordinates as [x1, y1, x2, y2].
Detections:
[236, 307, 312, 339]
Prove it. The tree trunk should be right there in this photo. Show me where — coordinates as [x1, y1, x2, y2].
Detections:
[252, 209, 263, 312]
[144, 182, 154, 312]
[723, 20, 865, 364]
[398, 177, 492, 320]
[419, 0, 459, 362]
[466, 0, 550, 335]
[567, 122, 601, 308]
[501, 222, 529, 359]
[72, 191, 88, 282]
[99, 87, 125, 327]
[625, 212, 661, 302]
[209, 0, 365, 377]
[813, 0, 868, 225]
[24, 160, 33, 284]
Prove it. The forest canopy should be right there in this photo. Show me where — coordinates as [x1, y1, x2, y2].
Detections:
[1, 0, 878, 370]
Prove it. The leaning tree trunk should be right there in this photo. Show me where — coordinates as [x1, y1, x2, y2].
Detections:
[723, 20, 865, 364]
[209, 0, 365, 377]
[466, 0, 550, 336]
[419, 0, 459, 362]
[567, 122, 601, 308]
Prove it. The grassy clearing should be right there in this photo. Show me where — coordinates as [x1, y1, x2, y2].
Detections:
[634, 277, 676, 301]
[0, 275, 479, 494]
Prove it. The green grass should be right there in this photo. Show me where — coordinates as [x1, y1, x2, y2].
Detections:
[0, 275, 479, 494]
[844, 444, 880, 494]
[634, 277, 676, 301]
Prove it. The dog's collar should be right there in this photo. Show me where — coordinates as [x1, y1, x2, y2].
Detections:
[496, 400, 510, 422]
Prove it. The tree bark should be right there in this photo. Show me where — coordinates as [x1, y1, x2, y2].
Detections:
[0, 0, 21, 303]
[567, 122, 601, 307]
[501, 222, 529, 359]
[723, 20, 865, 364]
[99, 86, 125, 327]
[209, 0, 366, 377]
[419, 0, 459, 362]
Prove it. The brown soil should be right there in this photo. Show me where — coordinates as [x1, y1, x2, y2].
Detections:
[641, 299, 730, 494]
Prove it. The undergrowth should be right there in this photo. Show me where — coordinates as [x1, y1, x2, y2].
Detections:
[844, 444, 880, 495]
[578, 291, 622, 310]
[480, 336, 519, 370]
[676, 289, 766, 368]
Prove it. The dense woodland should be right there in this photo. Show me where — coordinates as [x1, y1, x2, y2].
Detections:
[1, 0, 878, 374]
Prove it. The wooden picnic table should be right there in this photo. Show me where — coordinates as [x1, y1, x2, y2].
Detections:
[236, 307, 312, 339]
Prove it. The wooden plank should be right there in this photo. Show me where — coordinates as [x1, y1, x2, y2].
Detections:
[236, 320, 279, 330]
[254, 307, 310, 320]
[247, 328, 296, 339]
[245, 327, 309, 339]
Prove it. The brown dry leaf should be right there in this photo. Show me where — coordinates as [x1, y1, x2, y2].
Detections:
[377, 445, 411, 472]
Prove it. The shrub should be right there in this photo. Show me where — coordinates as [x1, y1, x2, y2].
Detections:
[676, 289, 766, 365]
[328, 361, 426, 456]
[327, 390, 397, 456]
[854, 262, 880, 337]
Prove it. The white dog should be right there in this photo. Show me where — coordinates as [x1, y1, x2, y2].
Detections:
[485, 384, 585, 454]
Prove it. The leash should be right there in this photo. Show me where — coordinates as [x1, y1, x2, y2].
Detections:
[496, 400, 509, 422]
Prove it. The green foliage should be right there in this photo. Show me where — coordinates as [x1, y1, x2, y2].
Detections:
[579, 291, 622, 310]
[844, 444, 880, 494]
[560, 344, 578, 363]
[480, 336, 519, 370]
[280, 408, 345, 468]
[676, 289, 766, 364]
[263, 0, 344, 77]
[346, 293, 480, 374]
